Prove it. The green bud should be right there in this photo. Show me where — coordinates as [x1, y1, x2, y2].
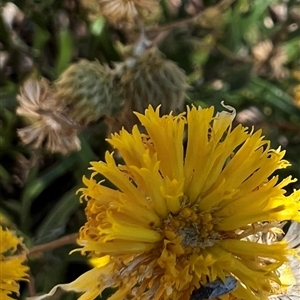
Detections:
[54, 59, 123, 126]
[112, 48, 187, 131]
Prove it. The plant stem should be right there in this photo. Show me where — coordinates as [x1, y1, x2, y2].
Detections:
[28, 233, 78, 257]
[28, 271, 36, 297]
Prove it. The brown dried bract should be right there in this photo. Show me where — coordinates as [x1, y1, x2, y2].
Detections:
[17, 78, 81, 154]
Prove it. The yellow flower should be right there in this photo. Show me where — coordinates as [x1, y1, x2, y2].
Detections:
[0, 227, 29, 300]
[34, 104, 300, 300]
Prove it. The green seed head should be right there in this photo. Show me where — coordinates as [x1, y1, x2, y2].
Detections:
[121, 48, 188, 116]
[54, 59, 123, 126]
[106, 48, 188, 133]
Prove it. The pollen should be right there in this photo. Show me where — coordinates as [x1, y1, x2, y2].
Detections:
[163, 206, 220, 252]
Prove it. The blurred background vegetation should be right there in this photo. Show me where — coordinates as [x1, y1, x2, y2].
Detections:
[0, 0, 299, 299]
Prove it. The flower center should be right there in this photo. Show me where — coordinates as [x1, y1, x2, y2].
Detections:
[163, 206, 221, 253]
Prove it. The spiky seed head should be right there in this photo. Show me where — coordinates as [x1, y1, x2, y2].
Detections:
[53, 59, 123, 126]
[112, 47, 188, 132]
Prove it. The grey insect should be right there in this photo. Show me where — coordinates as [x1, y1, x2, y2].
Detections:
[190, 276, 237, 300]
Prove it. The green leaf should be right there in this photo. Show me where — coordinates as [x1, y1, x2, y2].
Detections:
[239, 0, 271, 34]
[283, 37, 300, 62]
[249, 77, 300, 115]
[35, 186, 80, 239]
[0, 164, 10, 182]
[0, 210, 14, 228]
[87, 17, 121, 61]
[55, 29, 73, 75]
[90, 17, 106, 36]
[0, 200, 22, 216]
[21, 155, 77, 230]
[34, 0, 55, 9]
[0, 15, 10, 46]
[225, 0, 271, 51]
[33, 24, 50, 52]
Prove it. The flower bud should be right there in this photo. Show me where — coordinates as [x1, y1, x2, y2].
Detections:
[107, 48, 187, 132]
[53, 59, 123, 126]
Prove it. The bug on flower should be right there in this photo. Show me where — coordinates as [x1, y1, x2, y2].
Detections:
[190, 276, 237, 300]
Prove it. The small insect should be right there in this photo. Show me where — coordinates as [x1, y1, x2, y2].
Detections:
[190, 276, 237, 300]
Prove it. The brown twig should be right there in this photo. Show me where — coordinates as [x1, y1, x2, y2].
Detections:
[146, 14, 200, 34]
[28, 233, 78, 257]
[259, 121, 300, 133]
[239, 120, 300, 134]
[150, 30, 172, 47]
[216, 44, 252, 63]
[145, 0, 237, 47]
[145, 0, 237, 35]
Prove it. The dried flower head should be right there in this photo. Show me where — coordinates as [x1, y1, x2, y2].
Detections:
[0, 226, 29, 300]
[17, 78, 81, 154]
[252, 40, 288, 79]
[53, 59, 123, 127]
[33, 104, 300, 300]
[81, 0, 160, 25]
[107, 47, 187, 132]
